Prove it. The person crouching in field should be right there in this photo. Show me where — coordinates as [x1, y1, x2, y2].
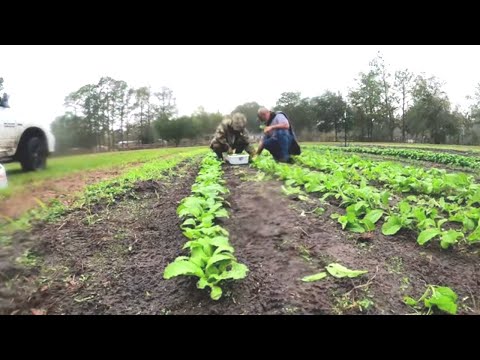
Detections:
[255, 107, 301, 163]
[210, 112, 255, 160]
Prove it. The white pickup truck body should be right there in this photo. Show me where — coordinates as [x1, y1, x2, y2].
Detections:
[0, 106, 55, 171]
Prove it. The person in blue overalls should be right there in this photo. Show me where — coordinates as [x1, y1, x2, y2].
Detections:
[255, 107, 301, 163]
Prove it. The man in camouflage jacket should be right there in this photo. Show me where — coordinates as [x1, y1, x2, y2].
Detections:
[210, 112, 255, 160]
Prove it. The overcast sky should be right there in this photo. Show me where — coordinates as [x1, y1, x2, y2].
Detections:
[1, 45, 480, 127]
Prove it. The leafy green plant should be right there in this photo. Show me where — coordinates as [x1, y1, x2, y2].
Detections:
[301, 263, 368, 282]
[382, 200, 420, 235]
[164, 236, 248, 300]
[416, 218, 464, 249]
[404, 285, 458, 315]
[332, 203, 383, 233]
[326, 263, 368, 278]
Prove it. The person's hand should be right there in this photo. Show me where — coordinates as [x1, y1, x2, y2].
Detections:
[227, 146, 233, 155]
[264, 126, 272, 134]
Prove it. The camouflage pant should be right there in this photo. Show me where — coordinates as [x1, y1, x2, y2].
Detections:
[210, 139, 253, 159]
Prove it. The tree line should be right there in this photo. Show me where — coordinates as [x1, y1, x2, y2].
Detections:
[269, 54, 479, 145]
[52, 77, 224, 152]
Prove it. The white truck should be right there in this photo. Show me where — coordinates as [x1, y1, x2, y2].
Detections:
[0, 97, 55, 171]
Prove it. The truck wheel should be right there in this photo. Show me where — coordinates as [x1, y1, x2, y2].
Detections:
[20, 137, 47, 171]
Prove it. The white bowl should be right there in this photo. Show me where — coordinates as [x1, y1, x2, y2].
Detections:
[226, 154, 249, 165]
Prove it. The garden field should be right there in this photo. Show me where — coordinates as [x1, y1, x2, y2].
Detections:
[1, 145, 479, 315]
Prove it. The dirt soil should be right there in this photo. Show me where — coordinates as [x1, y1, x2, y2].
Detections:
[1, 162, 479, 315]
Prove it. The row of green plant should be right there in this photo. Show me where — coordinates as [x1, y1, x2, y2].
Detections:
[300, 148, 479, 203]
[252, 155, 480, 249]
[315, 145, 480, 169]
[295, 149, 480, 248]
[76, 149, 206, 208]
[163, 154, 248, 300]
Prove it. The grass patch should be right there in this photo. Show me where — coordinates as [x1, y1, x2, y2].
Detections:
[15, 249, 40, 268]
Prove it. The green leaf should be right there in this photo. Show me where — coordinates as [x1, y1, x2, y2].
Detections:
[205, 253, 234, 271]
[361, 219, 375, 232]
[305, 183, 324, 193]
[181, 218, 197, 228]
[210, 285, 223, 300]
[467, 225, 480, 244]
[214, 208, 229, 218]
[440, 230, 463, 249]
[190, 246, 210, 267]
[468, 188, 480, 206]
[380, 191, 390, 206]
[197, 277, 209, 289]
[382, 216, 402, 235]
[448, 213, 465, 224]
[364, 209, 383, 224]
[207, 202, 223, 213]
[417, 229, 441, 245]
[285, 179, 296, 187]
[326, 263, 368, 278]
[200, 215, 214, 228]
[183, 225, 228, 240]
[177, 197, 204, 218]
[163, 260, 204, 279]
[215, 262, 249, 281]
[413, 207, 426, 222]
[403, 296, 418, 307]
[182, 240, 201, 250]
[418, 218, 436, 230]
[282, 185, 302, 196]
[406, 195, 418, 202]
[208, 235, 231, 247]
[213, 244, 235, 255]
[438, 197, 446, 209]
[437, 219, 448, 229]
[321, 192, 334, 201]
[301, 272, 328, 282]
[353, 201, 367, 214]
[330, 213, 341, 220]
[347, 221, 366, 233]
[399, 201, 411, 214]
[424, 286, 458, 315]
[463, 218, 476, 232]
[229, 262, 250, 279]
[338, 215, 348, 230]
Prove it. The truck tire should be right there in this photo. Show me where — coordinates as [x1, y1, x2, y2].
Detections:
[20, 137, 47, 171]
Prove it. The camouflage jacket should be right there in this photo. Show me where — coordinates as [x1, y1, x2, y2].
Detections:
[210, 118, 252, 148]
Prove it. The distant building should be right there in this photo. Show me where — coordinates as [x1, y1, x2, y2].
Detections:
[117, 140, 141, 148]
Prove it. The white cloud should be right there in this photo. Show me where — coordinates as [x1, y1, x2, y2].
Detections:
[1, 45, 480, 127]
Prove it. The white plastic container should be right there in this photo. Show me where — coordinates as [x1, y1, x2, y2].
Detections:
[226, 154, 249, 165]
[0, 164, 7, 189]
